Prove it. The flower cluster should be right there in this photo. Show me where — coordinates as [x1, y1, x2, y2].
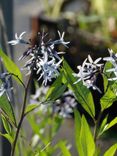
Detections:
[73, 55, 103, 93]
[103, 49, 117, 81]
[30, 86, 77, 118]
[0, 73, 13, 101]
[8, 31, 69, 85]
[53, 90, 77, 118]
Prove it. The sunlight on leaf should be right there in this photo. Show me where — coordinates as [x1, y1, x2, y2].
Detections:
[74, 110, 95, 156]
[103, 117, 117, 132]
[104, 143, 117, 156]
[46, 72, 67, 101]
[25, 104, 39, 115]
[0, 132, 14, 144]
[62, 60, 95, 118]
[0, 48, 22, 82]
[0, 94, 16, 127]
[57, 141, 71, 156]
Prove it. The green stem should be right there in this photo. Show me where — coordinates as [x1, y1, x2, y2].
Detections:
[94, 111, 103, 142]
[9, 73, 26, 89]
[10, 74, 32, 156]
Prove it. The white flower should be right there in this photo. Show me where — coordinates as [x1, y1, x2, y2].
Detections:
[8, 31, 28, 45]
[104, 49, 117, 81]
[50, 31, 70, 47]
[53, 90, 77, 118]
[106, 66, 117, 81]
[103, 49, 117, 66]
[73, 58, 91, 83]
[37, 57, 62, 85]
[0, 73, 13, 101]
[9, 31, 68, 85]
[83, 75, 102, 93]
[73, 55, 103, 93]
[87, 55, 103, 68]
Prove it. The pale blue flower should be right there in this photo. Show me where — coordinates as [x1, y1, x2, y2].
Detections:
[73, 55, 103, 93]
[103, 49, 117, 66]
[9, 31, 69, 85]
[0, 73, 13, 101]
[8, 31, 29, 45]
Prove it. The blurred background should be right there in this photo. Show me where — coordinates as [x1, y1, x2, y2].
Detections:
[1, 0, 117, 155]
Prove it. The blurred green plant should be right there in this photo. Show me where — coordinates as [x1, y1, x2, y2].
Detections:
[42, 0, 65, 19]
[1, 30, 117, 156]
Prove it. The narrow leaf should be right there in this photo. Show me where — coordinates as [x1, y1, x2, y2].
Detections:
[1, 114, 11, 134]
[80, 116, 95, 156]
[0, 94, 16, 127]
[100, 85, 117, 111]
[74, 110, 84, 156]
[46, 73, 67, 101]
[98, 115, 108, 137]
[0, 48, 22, 82]
[62, 60, 95, 118]
[25, 104, 39, 115]
[104, 144, 117, 156]
[58, 141, 71, 156]
[103, 117, 117, 132]
[0, 132, 13, 144]
[102, 74, 108, 93]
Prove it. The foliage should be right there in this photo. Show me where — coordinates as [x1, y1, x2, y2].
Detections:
[1, 31, 117, 156]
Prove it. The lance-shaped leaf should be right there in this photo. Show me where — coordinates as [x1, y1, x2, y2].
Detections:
[74, 110, 95, 156]
[80, 116, 95, 156]
[74, 110, 84, 156]
[98, 115, 108, 137]
[0, 132, 14, 144]
[1, 114, 11, 134]
[0, 93, 16, 127]
[25, 103, 39, 116]
[0, 48, 22, 82]
[104, 144, 117, 156]
[100, 83, 117, 111]
[62, 60, 95, 118]
[103, 117, 117, 132]
[57, 141, 71, 156]
[46, 72, 67, 101]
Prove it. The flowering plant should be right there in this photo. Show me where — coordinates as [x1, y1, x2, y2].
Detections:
[0, 31, 117, 156]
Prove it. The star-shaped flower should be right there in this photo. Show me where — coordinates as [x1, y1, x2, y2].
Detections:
[73, 55, 103, 93]
[8, 32, 29, 45]
[103, 49, 117, 66]
[9, 31, 69, 85]
[0, 73, 13, 101]
[37, 57, 62, 85]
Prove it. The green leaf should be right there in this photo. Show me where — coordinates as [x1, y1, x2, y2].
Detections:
[104, 62, 114, 79]
[104, 144, 117, 156]
[0, 93, 16, 127]
[0, 48, 22, 82]
[25, 104, 39, 115]
[94, 147, 101, 156]
[74, 110, 84, 156]
[62, 60, 95, 118]
[74, 110, 95, 156]
[80, 116, 95, 156]
[102, 74, 108, 93]
[0, 132, 14, 144]
[100, 84, 117, 111]
[58, 141, 71, 156]
[46, 73, 67, 101]
[1, 114, 11, 134]
[103, 117, 117, 132]
[52, 116, 63, 135]
[98, 115, 108, 137]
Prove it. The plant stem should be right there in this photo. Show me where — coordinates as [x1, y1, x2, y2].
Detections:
[94, 111, 103, 142]
[11, 74, 32, 156]
[9, 73, 26, 89]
